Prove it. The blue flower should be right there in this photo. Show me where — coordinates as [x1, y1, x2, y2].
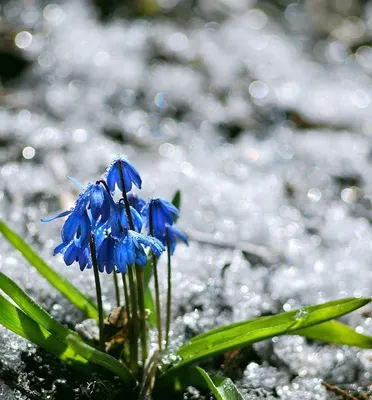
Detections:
[143, 197, 179, 239]
[43, 180, 113, 250]
[106, 157, 142, 194]
[114, 201, 143, 233]
[165, 225, 188, 255]
[114, 229, 164, 273]
[96, 234, 116, 274]
[53, 241, 92, 271]
[127, 193, 146, 216]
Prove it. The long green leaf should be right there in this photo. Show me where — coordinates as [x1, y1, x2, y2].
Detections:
[0, 220, 98, 320]
[0, 272, 75, 342]
[294, 320, 372, 347]
[66, 334, 136, 385]
[171, 190, 181, 222]
[174, 367, 243, 400]
[0, 293, 89, 371]
[170, 298, 370, 372]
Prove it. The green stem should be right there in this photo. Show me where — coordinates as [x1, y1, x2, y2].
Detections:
[122, 273, 130, 316]
[149, 201, 162, 350]
[135, 264, 148, 362]
[151, 253, 162, 350]
[128, 266, 138, 373]
[165, 229, 172, 349]
[122, 272, 134, 371]
[90, 236, 105, 352]
[113, 272, 121, 307]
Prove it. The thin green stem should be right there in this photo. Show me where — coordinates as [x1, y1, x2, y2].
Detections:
[165, 229, 172, 349]
[135, 264, 148, 362]
[113, 272, 121, 307]
[149, 201, 162, 350]
[90, 236, 105, 352]
[122, 272, 134, 370]
[128, 266, 138, 373]
[122, 273, 130, 316]
[151, 253, 162, 350]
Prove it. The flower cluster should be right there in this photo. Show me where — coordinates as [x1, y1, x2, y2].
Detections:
[42, 157, 187, 273]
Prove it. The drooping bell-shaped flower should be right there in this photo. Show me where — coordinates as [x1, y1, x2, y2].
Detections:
[42, 180, 113, 249]
[96, 234, 116, 274]
[114, 201, 143, 233]
[143, 197, 179, 239]
[114, 229, 164, 274]
[165, 224, 188, 255]
[127, 193, 146, 216]
[53, 240, 92, 271]
[106, 157, 142, 194]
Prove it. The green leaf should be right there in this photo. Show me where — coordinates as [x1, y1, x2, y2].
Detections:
[0, 293, 89, 371]
[144, 255, 153, 290]
[0, 272, 75, 342]
[66, 334, 136, 385]
[170, 366, 243, 399]
[171, 190, 181, 222]
[170, 298, 370, 372]
[294, 320, 372, 348]
[0, 220, 98, 320]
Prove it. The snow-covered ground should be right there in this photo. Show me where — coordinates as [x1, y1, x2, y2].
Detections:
[1, 0, 372, 398]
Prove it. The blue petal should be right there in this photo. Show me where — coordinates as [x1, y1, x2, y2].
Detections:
[128, 193, 146, 214]
[131, 206, 143, 232]
[135, 246, 147, 266]
[64, 243, 78, 265]
[78, 248, 92, 271]
[62, 212, 80, 243]
[169, 225, 188, 245]
[41, 209, 72, 223]
[160, 199, 179, 218]
[53, 242, 67, 256]
[114, 242, 128, 273]
[107, 164, 119, 193]
[130, 231, 164, 257]
[126, 162, 142, 190]
[74, 211, 91, 248]
[90, 185, 104, 220]
[67, 176, 86, 190]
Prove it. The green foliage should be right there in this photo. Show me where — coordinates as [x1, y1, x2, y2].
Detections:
[0, 272, 74, 342]
[2, 217, 372, 398]
[171, 190, 181, 222]
[66, 334, 135, 384]
[0, 220, 98, 320]
[294, 319, 372, 348]
[174, 366, 243, 400]
[169, 297, 370, 372]
[0, 292, 89, 371]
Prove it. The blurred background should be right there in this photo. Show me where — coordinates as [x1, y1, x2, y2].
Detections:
[2, 0, 372, 398]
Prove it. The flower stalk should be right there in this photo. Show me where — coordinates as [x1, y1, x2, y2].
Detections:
[165, 228, 172, 349]
[113, 273, 121, 307]
[90, 235, 105, 352]
[149, 201, 162, 350]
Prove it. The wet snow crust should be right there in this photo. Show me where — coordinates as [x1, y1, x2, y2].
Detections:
[1, 0, 372, 398]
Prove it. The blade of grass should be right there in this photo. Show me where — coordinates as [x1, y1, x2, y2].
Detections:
[0, 272, 76, 342]
[172, 366, 243, 400]
[166, 298, 370, 374]
[0, 220, 98, 320]
[171, 190, 181, 222]
[294, 320, 372, 347]
[0, 293, 89, 371]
